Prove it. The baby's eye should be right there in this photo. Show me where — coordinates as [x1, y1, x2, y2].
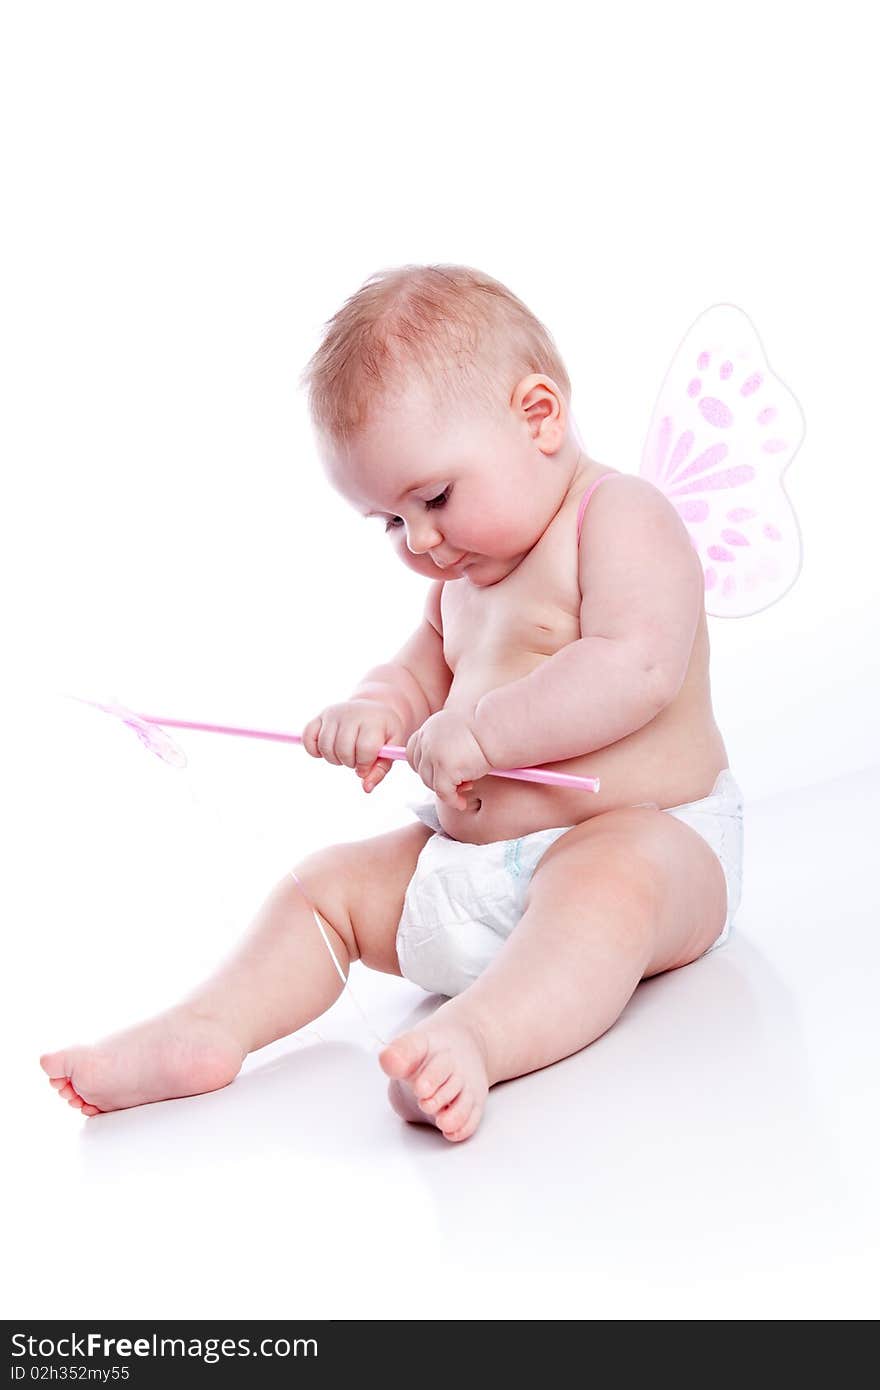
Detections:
[384, 488, 451, 533]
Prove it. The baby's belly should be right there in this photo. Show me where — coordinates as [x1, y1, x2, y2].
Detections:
[434, 704, 730, 844]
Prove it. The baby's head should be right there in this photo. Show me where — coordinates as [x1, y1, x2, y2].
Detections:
[300, 264, 584, 584]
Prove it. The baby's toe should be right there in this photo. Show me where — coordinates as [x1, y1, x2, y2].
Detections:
[387, 1079, 436, 1128]
[379, 1031, 430, 1082]
[444, 1105, 483, 1143]
[412, 1050, 455, 1101]
[436, 1090, 473, 1137]
[41, 1050, 73, 1081]
[419, 1072, 462, 1115]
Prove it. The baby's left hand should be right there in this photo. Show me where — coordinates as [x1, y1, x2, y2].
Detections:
[406, 710, 493, 809]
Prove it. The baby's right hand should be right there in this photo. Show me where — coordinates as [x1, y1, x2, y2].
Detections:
[302, 700, 406, 794]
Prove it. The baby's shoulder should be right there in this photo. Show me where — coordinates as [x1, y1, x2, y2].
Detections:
[577, 471, 686, 553]
[580, 469, 663, 513]
[577, 472, 704, 615]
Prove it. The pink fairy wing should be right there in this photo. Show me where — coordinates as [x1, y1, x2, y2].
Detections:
[640, 304, 805, 618]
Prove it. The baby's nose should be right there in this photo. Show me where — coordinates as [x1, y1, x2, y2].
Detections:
[406, 522, 441, 555]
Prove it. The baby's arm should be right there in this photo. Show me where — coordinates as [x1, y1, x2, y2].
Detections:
[472, 477, 703, 769]
[350, 579, 452, 739]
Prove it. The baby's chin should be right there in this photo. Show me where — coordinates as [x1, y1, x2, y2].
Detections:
[457, 556, 514, 588]
[409, 556, 475, 580]
[407, 554, 512, 586]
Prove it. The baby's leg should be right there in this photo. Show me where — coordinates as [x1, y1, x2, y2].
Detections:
[41, 822, 433, 1116]
[380, 806, 727, 1141]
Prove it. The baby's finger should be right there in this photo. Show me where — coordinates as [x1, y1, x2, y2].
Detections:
[405, 730, 421, 770]
[335, 729, 358, 768]
[360, 758, 391, 792]
[438, 779, 466, 811]
[316, 719, 342, 764]
[355, 754, 378, 779]
[355, 733, 384, 772]
[302, 717, 321, 756]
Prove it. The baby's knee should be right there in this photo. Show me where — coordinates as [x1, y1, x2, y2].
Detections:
[290, 844, 360, 963]
[292, 823, 431, 975]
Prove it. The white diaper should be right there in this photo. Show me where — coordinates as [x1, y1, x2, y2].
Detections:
[396, 769, 744, 997]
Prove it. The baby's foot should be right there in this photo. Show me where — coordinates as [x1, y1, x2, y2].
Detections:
[39, 1005, 246, 1116]
[379, 1014, 489, 1143]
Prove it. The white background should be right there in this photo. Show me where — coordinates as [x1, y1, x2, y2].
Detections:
[2, 0, 878, 1323]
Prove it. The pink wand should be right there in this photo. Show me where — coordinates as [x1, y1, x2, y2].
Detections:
[69, 696, 601, 793]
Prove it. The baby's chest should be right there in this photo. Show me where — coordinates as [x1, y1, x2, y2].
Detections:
[441, 547, 581, 670]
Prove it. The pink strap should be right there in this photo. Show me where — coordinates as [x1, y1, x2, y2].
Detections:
[576, 472, 616, 543]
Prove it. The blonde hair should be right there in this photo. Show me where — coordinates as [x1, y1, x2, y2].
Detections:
[299, 263, 572, 445]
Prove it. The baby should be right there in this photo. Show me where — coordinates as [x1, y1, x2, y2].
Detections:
[41, 264, 744, 1142]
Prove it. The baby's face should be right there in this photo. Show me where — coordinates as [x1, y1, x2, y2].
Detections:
[322, 380, 571, 585]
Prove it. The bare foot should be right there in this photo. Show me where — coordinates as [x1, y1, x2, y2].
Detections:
[379, 1013, 489, 1143]
[39, 1005, 246, 1116]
